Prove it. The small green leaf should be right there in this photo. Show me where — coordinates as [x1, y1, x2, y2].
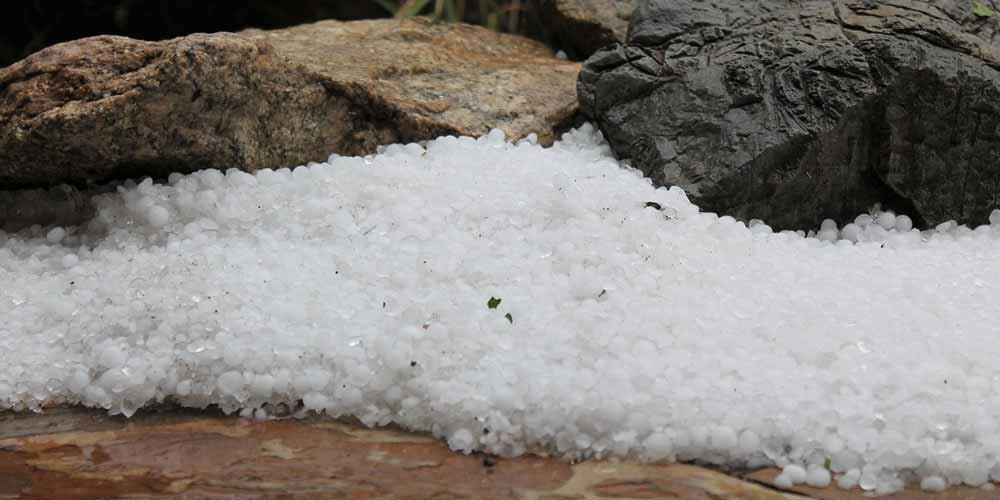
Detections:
[974, 1, 995, 17]
[487, 297, 502, 309]
[823, 457, 832, 470]
[504, 312, 513, 323]
[395, 0, 433, 18]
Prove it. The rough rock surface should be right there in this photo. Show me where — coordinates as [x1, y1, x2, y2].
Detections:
[3, 406, 994, 499]
[541, 0, 635, 58]
[0, 18, 579, 188]
[0, 407, 806, 500]
[579, 0, 1000, 229]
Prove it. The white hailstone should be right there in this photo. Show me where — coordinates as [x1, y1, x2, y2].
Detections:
[783, 464, 807, 484]
[738, 430, 760, 454]
[302, 392, 330, 410]
[839, 223, 860, 242]
[936, 220, 957, 233]
[556, 50, 568, 60]
[820, 219, 837, 231]
[642, 432, 673, 461]
[806, 466, 832, 487]
[963, 466, 990, 487]
[217, 371, 244, 395]
[61, 254, 79, 268]
[99, 345, 127, 368]
[448, 428, 476, 451]
[837, 469, 861, 489]
[250, 374, 275, 398]
[854, 214, 873, 227]
[920, 476, 946, 492]
[486, 128, 506, 147]
[876, 211, 896, 230]
[875, 476, 904, 495]
[894, 214, 913, 232]
[147, 206, 170, 227]
[403, 143, 425, 157]
[865, 224, 889, 242]
[253, 407, 268, 421]
[67, 370, 90, 393]
[774, 473, 794, 489]
[990, 208, 1000, 225]
[710, 426, 738, 450]
[858, 467, 878, 491]
[46, 227, 66, 244]
[818, 229, 839, 242]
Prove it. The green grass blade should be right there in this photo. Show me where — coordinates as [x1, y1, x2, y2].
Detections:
[395, 0, 433, 18]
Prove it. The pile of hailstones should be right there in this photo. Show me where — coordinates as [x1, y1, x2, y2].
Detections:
[768, 209, 1000, 494]
[4, 124, 1000, 497]
[793, 208, 1000, 245]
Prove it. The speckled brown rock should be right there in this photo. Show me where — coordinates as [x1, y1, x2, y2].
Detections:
[0, 18, 580, 189]
[0, 407, 804, 500]
[541, 0, 634, 58]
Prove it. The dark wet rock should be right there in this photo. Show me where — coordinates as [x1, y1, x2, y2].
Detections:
[579, 0, 1000, 229]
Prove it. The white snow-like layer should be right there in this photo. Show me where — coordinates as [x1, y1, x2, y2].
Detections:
[2, 125, 1000, 493]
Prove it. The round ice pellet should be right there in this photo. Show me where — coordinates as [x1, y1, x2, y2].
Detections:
[894, 214, 913, 232]
[806, 467, 832, 487]
[46, 227, 66, 244]
[876, 212, 896, 230]
[774, 473, 794, 489]
[936, 220, 957, 233]
[783, 464, 807, 484]
[818, 229, 838, 242]
[837, 469, 861, 489]
[448, 428, 476, 451]
[487, 128, 506, 146]
[840, 223, 860, 242]
[147, 206, 170, 227]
